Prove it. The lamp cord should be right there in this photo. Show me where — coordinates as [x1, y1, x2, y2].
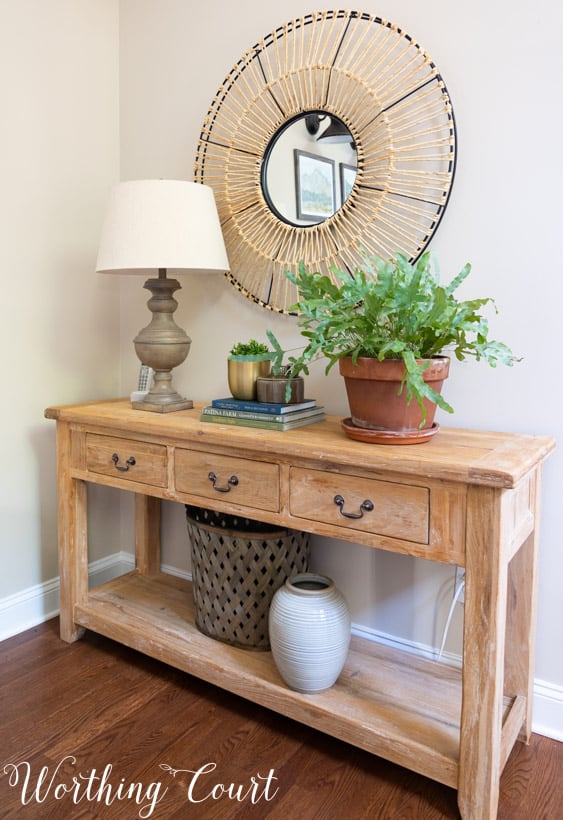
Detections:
[437, 578, 465, 661]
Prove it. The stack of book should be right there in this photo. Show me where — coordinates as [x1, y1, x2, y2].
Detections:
[200, 397, 325, 431]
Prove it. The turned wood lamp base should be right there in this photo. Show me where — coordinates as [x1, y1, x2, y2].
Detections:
[132, 269, 193, 412]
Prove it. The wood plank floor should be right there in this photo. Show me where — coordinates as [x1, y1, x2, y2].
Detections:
[1, 619, 561, 819]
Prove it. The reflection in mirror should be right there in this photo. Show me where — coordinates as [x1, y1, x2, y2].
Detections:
[262, 112, 357, 227]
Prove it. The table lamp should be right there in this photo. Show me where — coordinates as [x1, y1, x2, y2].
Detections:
[96, 180, 229, 412]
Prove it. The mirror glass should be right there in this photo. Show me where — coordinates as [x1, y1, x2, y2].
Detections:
[262, 112, 357, 226]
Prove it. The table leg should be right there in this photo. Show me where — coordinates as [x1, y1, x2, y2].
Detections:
[458, 485, 507, 819]
[504, 468, 541, 742]
[56, 422, 87, 642]
[135, 493, 161, 575]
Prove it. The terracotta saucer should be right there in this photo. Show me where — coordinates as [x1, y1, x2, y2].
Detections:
[341, 418, 440, 445]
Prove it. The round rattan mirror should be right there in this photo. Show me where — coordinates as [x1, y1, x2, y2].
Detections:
[194, 10, 456, 314]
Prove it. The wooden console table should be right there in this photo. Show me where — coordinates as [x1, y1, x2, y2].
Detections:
[45, 399, 555, 819]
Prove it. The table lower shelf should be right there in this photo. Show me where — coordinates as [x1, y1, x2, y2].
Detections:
[73, 571, 520, 790]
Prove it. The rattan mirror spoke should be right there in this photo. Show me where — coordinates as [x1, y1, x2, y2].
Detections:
[194, 10, 456, 314]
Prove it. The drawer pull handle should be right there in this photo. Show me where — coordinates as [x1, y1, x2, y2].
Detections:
[334, 494, 374, 519]
[208, 471, 239, 493]
[112, 453, 136, 472]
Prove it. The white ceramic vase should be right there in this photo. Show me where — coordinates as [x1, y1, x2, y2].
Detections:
[268, 573, 351, 693]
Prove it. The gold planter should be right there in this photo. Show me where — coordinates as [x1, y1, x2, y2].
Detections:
[227, 356, 272, 400]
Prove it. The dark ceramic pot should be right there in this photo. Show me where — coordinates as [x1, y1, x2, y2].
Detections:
[256, 375, 305, 404]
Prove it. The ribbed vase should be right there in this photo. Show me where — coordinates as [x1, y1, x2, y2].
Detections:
[268, 573, 351, 693]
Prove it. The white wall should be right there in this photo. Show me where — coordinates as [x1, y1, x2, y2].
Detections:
[1, 0, 560, 739]
[119, 0, 563, 736]
[0, 1, 121, 605]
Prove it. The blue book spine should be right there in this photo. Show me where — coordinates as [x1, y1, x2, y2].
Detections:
[211, 397, 316, 414]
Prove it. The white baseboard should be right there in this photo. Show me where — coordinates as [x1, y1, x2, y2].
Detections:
[160, 562, 191, 581]
[531, 679, 563, 742]
[2, 559, 561, 741]
[352, 621, 463, 668]
[0, 551, 134, 643]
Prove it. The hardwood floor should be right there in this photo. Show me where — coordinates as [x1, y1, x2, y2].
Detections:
[1, 619, 561, 819]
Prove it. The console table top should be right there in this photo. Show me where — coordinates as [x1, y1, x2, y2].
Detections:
[45, 398, 555, 490]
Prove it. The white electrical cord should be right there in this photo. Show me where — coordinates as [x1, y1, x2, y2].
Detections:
[437, 577, 465, 661]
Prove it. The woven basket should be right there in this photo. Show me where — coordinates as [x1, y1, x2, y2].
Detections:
[186, 506, 309, 650]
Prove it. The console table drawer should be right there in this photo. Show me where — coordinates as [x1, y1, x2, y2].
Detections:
[86, 434, 167, 487]
[175, 448, 280, 512]
[289, 467, 429, 544]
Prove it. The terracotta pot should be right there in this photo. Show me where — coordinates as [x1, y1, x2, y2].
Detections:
[338, 356, 450, 432]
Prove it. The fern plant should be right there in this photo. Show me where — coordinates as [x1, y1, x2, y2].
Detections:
[268, 252, 515, 417]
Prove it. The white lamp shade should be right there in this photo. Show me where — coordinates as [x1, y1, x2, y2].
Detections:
[95, 179, 230, 275]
